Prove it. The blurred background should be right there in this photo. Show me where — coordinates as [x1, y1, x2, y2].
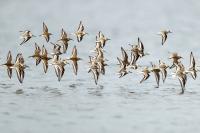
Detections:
[0, 0, 200, 133]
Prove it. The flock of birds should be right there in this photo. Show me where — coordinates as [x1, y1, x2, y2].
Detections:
[1, 21, 109, 85]
[1, 21, 199, 94]
[116, 32, 199, 94]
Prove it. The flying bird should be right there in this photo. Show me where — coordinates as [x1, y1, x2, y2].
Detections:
[67, 46, 81, 75]
[96, 31, 110, 47]
[187, 52, 197, 79]
[157, 30, 172, 45]
[57, 28, 73, 53]
[72, 21, 88, 42]
[29, 43, 41, 66]
[40, 22, 52, 42]
[1, 51, 14, 79]
[40, 45, 52, 73]
[159, 60, 169, 83]
[19, 30, 35, 45]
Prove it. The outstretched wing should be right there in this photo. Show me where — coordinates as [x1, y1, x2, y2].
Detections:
[43, 22, 48, 33]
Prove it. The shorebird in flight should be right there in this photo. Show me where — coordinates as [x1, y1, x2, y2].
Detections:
[50, 55, 69, 81]
[67, 46, 82, 75]
[19, 30, 36, 45]
[88, 56, 100, 85]
[159, 60, 169, 83]
[157, 30, 172, 45]
[72, 21, 88, 42]
[40, 45, 52, 73]
[29, 43, 41, 66]
[129, 37, 148, 64]
[57, 28, 73, 53]
[11, 53, 28, 83]
[96, 31, 110, 47]
[50, 42, 62, 56]
[174, 62, 187, 94]
[1, 51, 14, 79]
[140, 67, 151, 84]
[150, 63, 161, 88]
[169, 52, 182, 69]
[40, 22, 52, 42]
[187, 52, 197, 80]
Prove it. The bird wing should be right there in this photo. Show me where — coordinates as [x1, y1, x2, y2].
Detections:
[62, 43, 68, 53]
[54, 65, 61, 81]
[99, 31, 104, 38]
[153, 71, 160, 87]
[77, 21, 84, 32]
[7, 51, 12, 64]
[161, 69, 167, 83]
[140, 73, 150, 83]
[7, 68, 12, 79]
[35, 57, 41, 66]
[138, 37, 144, 52]
[58, 65, 65, 79]
[190, 52, 195, 68]
[190, 71, 197, 80]
[121, 47, 128, 64]
[178, 76, 185, 90]
[16, 67, 24, 83]
[161, 32, 167, 45]
[71, 46, 77, 58]
[44, 34, 50, 42]
[91, 69, 99, 85]
[20, 37, 31, 45]
[35, 43, 41, 55]
[42, 45, 48, 57]
[42, 59, 48, 73]
[77, 34, 83, 42]
[72, 60, 78, 75]
[43, 22, 48, 32]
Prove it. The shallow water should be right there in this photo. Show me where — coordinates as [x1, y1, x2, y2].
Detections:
[1, 0, 200, 133]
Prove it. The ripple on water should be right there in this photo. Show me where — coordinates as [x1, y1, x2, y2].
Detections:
[113, 115, 123, 119]
[1, 112, 10, 116]
[0, 83, 14, 89]
[68, 82, 83, 89]
[15, 89, 24, 94]
[79, 115, 95, 119]
[17, 115, 40, 121]
[88, 90, 103, 97]
[87, 85, 105, 97]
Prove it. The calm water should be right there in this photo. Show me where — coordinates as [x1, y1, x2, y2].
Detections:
[1, 0, 200, 133]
